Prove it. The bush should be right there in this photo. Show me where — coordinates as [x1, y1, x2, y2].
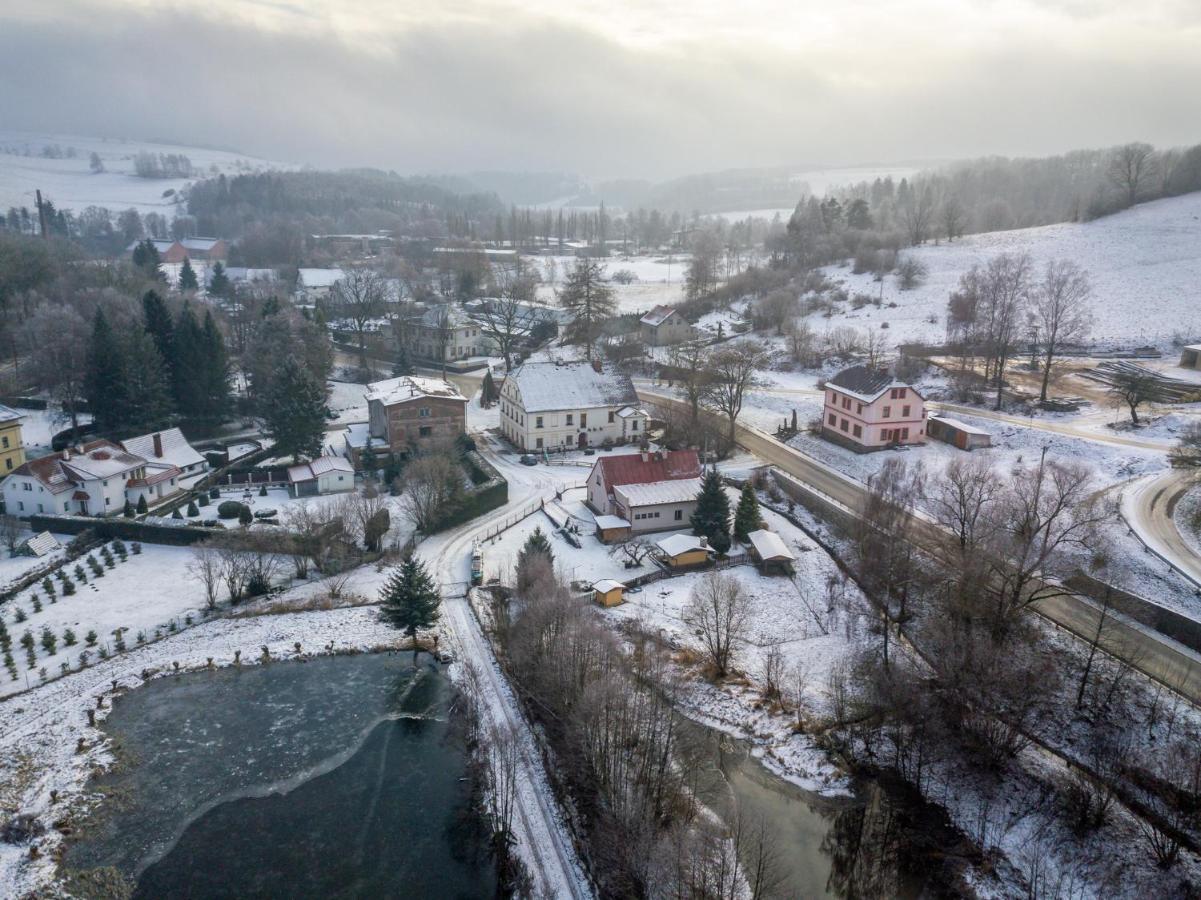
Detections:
[217, 500, 248, 520]
[63, 579, 76, 595]
[85, 629, 97, 647]
[238, 507, 253, 526]
[198, 494, 210, 507]
[209, 487, 220, 500]
[259, 484, 268, 497]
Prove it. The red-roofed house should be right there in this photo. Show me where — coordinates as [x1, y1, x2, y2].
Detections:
[586, 449, 703, 534]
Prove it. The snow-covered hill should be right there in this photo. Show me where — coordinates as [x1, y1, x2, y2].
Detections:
[819, 192, 1201, 349]
[0, 131, 290, 219]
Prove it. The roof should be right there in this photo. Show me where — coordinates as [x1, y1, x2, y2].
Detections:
[827, 366, 898, 401]
[639, 305, 679, 327]
[656, 534, 707, 557]
[59, 445, 144, 480]
[417, 304, 472, 329]
[747, 529, 795, 562]
[366, 375, 466, 406]
[0, 404, 24, 424]
[343, 422, 372, 449]
[593, 579, 625, 593]
[287, 456, 355, 482]
[120, 428, 205, 471]
[127, 238, 178, 253]
[928, 415, 990, 436]
[297, 268, 345, 289]
[505, 361, 639, 413]
[21, 532, 61, 557]
[594, 514, 631, 530]
[593, 449, 701, 491]
[616, 406, 646, 419]
[615, 476, 704, 508]
[179, 237, 223, 252]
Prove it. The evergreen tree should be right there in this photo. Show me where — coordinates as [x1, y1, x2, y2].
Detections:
[391, 345, 413, 377]
[558, 258, 616, 360]
[263, 355, 327, 462]
[120, 328, 173, 432]
[122, 499, 134, 517]
[84, 308, 126, 432]
[200, 311, 231, 421]
[136, 494, 148, 514]
[132, 239, 162, 277]
[480, 369, 500, 407]
[361, 438, 379, 478]
[178, 256, 199, 292]
[690, 470, 732, 554]
[142, 289, 179, 402]
[733, 483, 762, 543]
[172, 302, 206, 419]
[378, 558, 442, 658]
[207, 261, 231, 298]
[518, 527, 554, 571]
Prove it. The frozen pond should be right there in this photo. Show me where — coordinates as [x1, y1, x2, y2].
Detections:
[64, 653, 496, 898]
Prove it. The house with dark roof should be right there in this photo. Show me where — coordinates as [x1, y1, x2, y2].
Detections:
[586, 449, 702, 534]
[821, 365, 926, 451]
[500, 360, 648, 451]
[639, 305, 694, 346]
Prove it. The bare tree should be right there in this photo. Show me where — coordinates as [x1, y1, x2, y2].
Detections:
[704, 341, 770, 449]
[683, 572, 753, 678]
[861, 329, 891, 370]
[333, 267, 388, 375]
[20, 304, 90, 432]
[1107, 142, 1158, 208]
[927, 455, 1000, 554]
[1169, 422, 1201, 467]
[0, 515, 22, 556]
[188, 542, 224, 609]
[1107, 367, 1165, 425]
[667, 340, 713, 425]
[1033, 260, 1092, 402]
[941, 197, 965, 241]
[950, 253, 1032, 409]
[900, 183, 937, 245]
[895, 255, 927, 290]
[610, 538, 654, 567]
[468, 295, 532, 369]
[399, 453, 461, 532]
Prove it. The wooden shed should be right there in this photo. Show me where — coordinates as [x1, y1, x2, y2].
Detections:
[1181, 345, 1201, 369]
[594, 514, 632, 544]
[655, 533, 710, 569]
[927, 415, 991, 451]
[593, 579, 626, 607]
[746, 529, 796, 575]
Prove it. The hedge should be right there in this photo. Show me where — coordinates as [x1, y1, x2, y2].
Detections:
[427, 451, 508, 534]
[29, 514, 222, 547]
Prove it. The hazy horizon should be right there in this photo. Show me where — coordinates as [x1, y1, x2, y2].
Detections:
[1, 0, 1199, 180]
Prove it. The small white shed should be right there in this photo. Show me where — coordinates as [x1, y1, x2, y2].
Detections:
[287, 457, 355, 497]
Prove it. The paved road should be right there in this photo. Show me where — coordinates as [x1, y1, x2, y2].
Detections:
[1122, 470, 1201, 589]
[637, 387, 1201, 704]
[416, 446, 591, 900]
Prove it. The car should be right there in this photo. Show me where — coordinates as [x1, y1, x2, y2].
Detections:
[583, 448, 596, 456]
[436, 650, 455, 664]
[520, 454, 538, 466]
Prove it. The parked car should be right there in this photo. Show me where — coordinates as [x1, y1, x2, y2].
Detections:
[436, 650, 455, 664]
[253, 508, 278, 519]
[519, 454, 538, 466]
[583, 448, 596, 456]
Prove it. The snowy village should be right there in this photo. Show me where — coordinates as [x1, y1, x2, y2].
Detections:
[0, 3, 1200, 898]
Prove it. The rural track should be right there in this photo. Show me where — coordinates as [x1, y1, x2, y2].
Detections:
[1122, 469, 1201, 589]
[637, 386, 1201, 705]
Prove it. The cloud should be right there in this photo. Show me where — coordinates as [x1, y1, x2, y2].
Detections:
[0, 0, 1198, 178]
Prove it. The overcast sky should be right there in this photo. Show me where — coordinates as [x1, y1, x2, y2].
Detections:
[1, 0, 1198, 178]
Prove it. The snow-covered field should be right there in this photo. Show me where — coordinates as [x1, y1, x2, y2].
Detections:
[818, 192, 1201, 349]
[0, 131, 288, 218]
[534, 253, 686, 314]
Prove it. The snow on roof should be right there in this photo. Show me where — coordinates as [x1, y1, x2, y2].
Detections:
[593, 579, 625, 593]
[287, 456, 355, 482]
[179, 237, 223, 252]
[127, 238, 178, 253]
[747, 529, 795, 562]
[594, 514, 631, 529]
[59, 444, 144, 480]
[827, 365, 898, 401]
[616, 406, 646, 419]
[416, 304, 473, 328]
[506, 361, 639, 413]
[656, 533, 707, 557]
[928, 415, 990, 436]
[297, 268, 345, 289]
[639, 305, 679, 327]
[0, 404, 22, 424]
[21, 531, 61, 557]
[365, 375, 466, 406]
[343, 422, 372, 449]
[120, 428, 205, 471]
[593, 449, 701, 490]
[615, 476, 703, 508]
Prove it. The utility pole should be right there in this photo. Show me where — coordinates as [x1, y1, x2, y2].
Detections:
[35, 189, 49, 240]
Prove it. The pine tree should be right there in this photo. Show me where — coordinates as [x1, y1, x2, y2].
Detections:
[200, 311, 231, 421]
[133, 239, 162, 277]
[518, 527, 554, 571]
[136, 495, 148, 514]
[84, 308, 126, 432]
[378, 558, 442, 659]
[120, 328, 174, 432]
[123, 499, 134, 517]
[178, 257, 199, 292]
[733, 483, 762, 543]
[143, 289, 180, 404]
[391, 345, 413, 377]
[480, 369, 500, 407]
[690, 470, 732, 554]
[558, 258, 616, 360]
[361, 439, 379, 478]
[172, 303, 205, 419]
[207, 261, 231, 298]
[263, 355, 328, 462]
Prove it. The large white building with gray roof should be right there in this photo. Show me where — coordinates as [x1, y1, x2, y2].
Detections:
[499, 360, 648, 451]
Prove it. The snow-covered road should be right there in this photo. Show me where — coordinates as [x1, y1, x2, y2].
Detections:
[1122, 470, 1201, 590]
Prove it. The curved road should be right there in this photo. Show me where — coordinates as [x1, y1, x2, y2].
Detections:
[1122, 469, 1201, 589]
[636, 386, 1201, 704]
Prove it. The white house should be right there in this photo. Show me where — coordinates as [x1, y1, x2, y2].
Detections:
[586, 449, 704, 534]
[287, 456, 355, 497]
[639, 306, 694, 346]
[500, 360, 648, 451]
[119, 428, 209, 481]
[295, 268, 346, 305]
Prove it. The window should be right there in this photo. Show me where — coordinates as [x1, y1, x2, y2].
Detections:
[840, 418, 849, 432]
[890, 387, 904, 400]
[608, 411, 615, 423]
[580, 413, 587, 427]
[419, 407, 431, 418]
[37, 503, 43, 513]
[674, 509, 683, 521]
[535, 438, 543, 449]
[536, 416, 544, 429]
[901, 427, 910, 440]
[827, 413, 836, 425]
[841, 397, 850, 410]
[105, 497, 110, 506]
[882, 405, 891, 418]
[17, 501, 22, 511]
[566, 413, 573, 426]
[103, 479, 108, 487]
[4, 459, 10, 471]
[22, 482, 30, 491]
[631, 420, 638, 431]
[1, 436, 7, 448]
[881, 428, 892, 442]
[852, 424, 862, 438]
[419, 426, 432, 437]
[653, 511, 660, 518]
[63, 501, 68, 511]
[856, 403, 862, 414]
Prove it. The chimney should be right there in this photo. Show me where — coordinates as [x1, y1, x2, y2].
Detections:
[640, 450, 649, 462]
[63, 448, 70, 461]
[591, 359, 602, 373]
[152, 433, 163, 458]
[699, 536, 708, 549]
